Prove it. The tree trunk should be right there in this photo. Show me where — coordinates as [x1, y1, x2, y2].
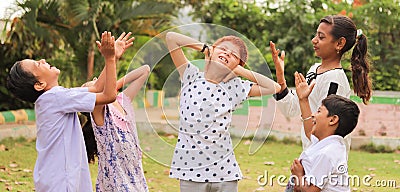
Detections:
[87, 34, 96, 80]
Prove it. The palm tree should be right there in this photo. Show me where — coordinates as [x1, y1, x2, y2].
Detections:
[9, 0, 179, 81]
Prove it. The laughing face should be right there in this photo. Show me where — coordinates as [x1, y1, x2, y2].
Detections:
[21, 59, 60, 90]
[311, 105, 335, 139]
[204, 41, 242, 81]
[211, 41, 241, 70]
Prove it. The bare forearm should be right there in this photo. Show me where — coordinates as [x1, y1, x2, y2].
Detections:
[96, 57, 117, 104]
[91, 56, 120, 93]
[235, 66, 281, 94]
[299, 99, 313, 140]
[276, 71, 287, 92]
[91, 67, 106, 92]
[294, 175, 321, 192]
[117, 65, 150, 90]
[166, 32, 204, 75]
[166, 32, 203, 51]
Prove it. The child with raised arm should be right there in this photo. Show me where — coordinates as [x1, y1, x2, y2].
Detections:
[6, 31, 117, 192]
[165, 32, 280, 192]
[270, 15, 371, 153]
[81, 32, 149, 191]
[82, 64, 150, 191]
[287, 72, 360, 192]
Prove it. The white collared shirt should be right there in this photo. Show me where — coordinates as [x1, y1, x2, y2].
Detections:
[299, 135, 350, 192]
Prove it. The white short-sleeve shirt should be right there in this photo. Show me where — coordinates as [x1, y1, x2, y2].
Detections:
[299, 135, 350, 192]
[34, 86, 96, 192]
[169, 63, 253, 182]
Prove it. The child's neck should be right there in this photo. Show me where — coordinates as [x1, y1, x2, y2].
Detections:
[319, 58, 342, 73]
[204, 72, 224, 84]
[315, 129, 336, 141]
[45, 82, 59, 91]
[204, 62, 231, 84]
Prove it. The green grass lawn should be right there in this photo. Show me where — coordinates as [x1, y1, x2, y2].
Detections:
[0, 135, 399, 192]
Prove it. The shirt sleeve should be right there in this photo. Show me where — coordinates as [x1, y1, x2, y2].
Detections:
[181, 63, 199, 85]
[230, 78, 252, 110]
[276, 89, 301, 118]
[276, 64, 321, 118]
[54, 87, 96, 113]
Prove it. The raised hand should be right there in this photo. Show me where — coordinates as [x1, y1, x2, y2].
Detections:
[96, 31, 115, 60]
[269, 41, 285, 77]
[294, 71, 315, 100]
[115, 32, 135, 60]
[270, 41, 287, 91]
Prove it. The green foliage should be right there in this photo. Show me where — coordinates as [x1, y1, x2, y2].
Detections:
[0, 1, 59, 110]
[1, 0, 400, 111]
[359, 143, 394, 153]
[191, 0, 272, 75]
[0, 137, 28, 149]
[0, 0, 181, 111]
[280, 137, 299, 145]
[190, 0, 400, 91]
[352, 0, 400, 91]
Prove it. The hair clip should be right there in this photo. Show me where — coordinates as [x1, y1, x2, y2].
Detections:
[356, 29, 363, 39]
[200, 44, 208, 53]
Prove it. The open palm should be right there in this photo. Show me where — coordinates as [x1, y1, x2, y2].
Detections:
[269, 41, 285, 76]
[115, 32, 135, 59]
[295, 72, 315, 100]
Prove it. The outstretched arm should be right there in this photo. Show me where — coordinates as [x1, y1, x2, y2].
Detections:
[118, 65, 150, 101]
[89, 31, 117, 105]
[89, 32, 135, 93]
[270, 41, 287, 93]
[165, 32, 208, 78]
[233, 65, 281, 96]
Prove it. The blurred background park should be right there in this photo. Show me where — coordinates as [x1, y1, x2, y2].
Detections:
[0, 0, 399, 191]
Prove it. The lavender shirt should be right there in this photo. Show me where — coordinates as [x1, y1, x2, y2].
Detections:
[34, 86, 95, 192]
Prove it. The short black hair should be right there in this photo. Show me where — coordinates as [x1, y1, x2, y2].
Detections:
[322, 94, 360, 137]
[6, 61, 44, 103]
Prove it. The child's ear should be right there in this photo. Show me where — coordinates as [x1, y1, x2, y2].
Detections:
[329, 115, 339, 126]
[34, 81, 47, 91]
[336, 37, 346, 51]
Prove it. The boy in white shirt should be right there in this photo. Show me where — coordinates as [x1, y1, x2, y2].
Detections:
[6, 31, 117, 192]
[288, 72, 360, 192]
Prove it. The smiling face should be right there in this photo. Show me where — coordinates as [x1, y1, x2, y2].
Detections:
[211, 41, 242, 70]
[204, 36, 247, 82]
[311, 105, 336, 139]
[21, 59, 60, 91]
[311, 22, 340, 60]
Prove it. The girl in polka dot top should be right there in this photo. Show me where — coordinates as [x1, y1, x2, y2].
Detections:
[165, 32, 281, 192]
